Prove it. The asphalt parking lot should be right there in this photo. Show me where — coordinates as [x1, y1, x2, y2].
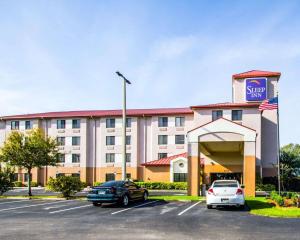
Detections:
[0, 199, 299, 240]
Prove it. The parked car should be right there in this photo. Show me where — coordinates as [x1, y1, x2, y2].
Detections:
[87, 180, 149, 206]
[206, 180, 245, 209]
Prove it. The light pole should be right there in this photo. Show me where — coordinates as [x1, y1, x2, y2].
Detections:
[116, 71, 131, 181]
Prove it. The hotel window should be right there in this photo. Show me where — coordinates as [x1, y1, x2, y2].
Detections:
[175, 117, 185, 127]
[175, 135, 185, 144]
[106, 136, 115, 145]
[173, 173, 187, 182]
[232, 110, 243, 121]
[158, 135, 168, 145]
[158, 153, 168, 159]
[56, 173, 65, 178]
[158, 117, 168, 127]
[58, 154, 65, 163]
[57, 120, 66, 129]
[126, 118, 132, 128]
[11, 121, 19, 130]
[72, 173, 80, 178]
[106, 118, 115, 128]
[106, 173, 115, 182]
[72, 119, 80, 129]
[25, 120, 32, 130]
[72, 136, 80, 146]
[126, 153, 131, 163]
[126, 135, 131, 145]
[72, 154, 80, 163]
[12, 173, 19, 182]
[106, 153, 115, 163]
[212, 110, 223, 121]
[57, 137, 65, 146]
[24, 173, 32, 182]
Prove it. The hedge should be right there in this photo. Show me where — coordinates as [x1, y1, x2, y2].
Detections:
[135, 182, 187, 190]
[92, 181, 187, 190]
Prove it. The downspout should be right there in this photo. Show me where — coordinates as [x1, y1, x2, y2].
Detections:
[92, 116, 97, 184]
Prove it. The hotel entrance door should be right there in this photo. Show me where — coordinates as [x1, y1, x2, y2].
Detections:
[210, 173, 242, 184]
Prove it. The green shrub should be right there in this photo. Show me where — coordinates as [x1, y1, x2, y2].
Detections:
[270, 191, 284, 206]
[93, 182, 102, 186]
[135, 182, 187, 190]
[24, 182, 38, 187]
[0, 167, 15, 195]
[256, 184, 276, 192]
[47, 176, 84, 198]
[14, 181, 24, 187]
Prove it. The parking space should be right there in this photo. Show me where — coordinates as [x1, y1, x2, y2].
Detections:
[0, 199, 300, 240]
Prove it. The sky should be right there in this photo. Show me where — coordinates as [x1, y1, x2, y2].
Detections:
[0, 0, 300, 145]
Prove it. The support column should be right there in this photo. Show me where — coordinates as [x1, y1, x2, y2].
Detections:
[188, 142, 200, 196]
[243, 141, 256, 196]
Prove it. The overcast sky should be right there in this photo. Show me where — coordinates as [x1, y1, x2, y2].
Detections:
[0, 0, 300, 145]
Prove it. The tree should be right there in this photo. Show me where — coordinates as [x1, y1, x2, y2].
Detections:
[280, 144, 300, 190]
[47, 176, 84, 198]
[0, 166, 15, 195]
[0, 129, 60, 196]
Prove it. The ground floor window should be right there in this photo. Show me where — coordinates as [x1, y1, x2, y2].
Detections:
[173, 173, 187, 182]
[56, 173, 65, 178]
[12, 173, 18, 181]
[126, 173, 131, 179]
[105, 173, 115, 182]
[72, 173, 80, 178]
[24, 173, 32, 182]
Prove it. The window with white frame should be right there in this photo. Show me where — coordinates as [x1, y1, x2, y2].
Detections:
[106, 118, 115, 128]
[72, 154, 80, 163]
[57, 137, 65, 146]
[232, 110, 243, 121]
[126, 135, 131, 145]
[25, 120, 32, 130]
[158, 135, 168, 145]
[158, 117, 168, 127]
[58, 154, 65, 163]
[175, 117, 185, 127]
[158, 153, 168, 159]
[72, 136, 80, 146]
[212, 110, 223, 121]
[126, 118, 132, 128]
[175, 135, 185, 144]
[126, 153, 131, 162]
[106, 153, 115, 163]
[11, 121, 19, 130]
[57, 120, 66, 129]
[72, 119, 81, 129]
[106, 136, 115, 145]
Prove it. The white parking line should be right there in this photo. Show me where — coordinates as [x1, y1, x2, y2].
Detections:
[177, 201, 202, 216]
[49, 204, 91, 214]
[111, 200, 160, 215]
[0, 200, 72, 212]
[0, 199, 30, 205]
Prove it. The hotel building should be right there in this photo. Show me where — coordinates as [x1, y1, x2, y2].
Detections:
[0, 70, 280, 196]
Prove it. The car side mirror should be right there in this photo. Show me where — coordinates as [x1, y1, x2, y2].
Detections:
[241, 185, 245, 189]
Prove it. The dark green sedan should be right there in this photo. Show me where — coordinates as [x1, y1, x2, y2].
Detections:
[87, 180, 149, 206]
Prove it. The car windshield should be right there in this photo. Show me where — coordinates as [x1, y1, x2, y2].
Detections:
[100, 181, 124, 187]
[213, 181, 238, 188]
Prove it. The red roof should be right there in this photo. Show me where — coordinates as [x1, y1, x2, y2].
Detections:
[232, 70, 281, 79]
[0, 108, 193, 120]
[142, 153, 188, 166]
[190, 102, 260, 109]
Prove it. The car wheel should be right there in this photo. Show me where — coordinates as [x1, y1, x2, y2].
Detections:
[92, 202, 102, 207]
[207, 205, 212, 209]
[143, 192, 148, 201]
[122, 195, 129, 207]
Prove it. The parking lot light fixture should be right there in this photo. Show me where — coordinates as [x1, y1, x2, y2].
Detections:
[116, 71, 131, 181]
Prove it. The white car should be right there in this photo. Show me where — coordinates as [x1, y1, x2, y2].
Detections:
[206, 180, 245, 209]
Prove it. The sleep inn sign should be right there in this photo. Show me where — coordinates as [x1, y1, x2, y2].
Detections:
[246, 78, 267, 101]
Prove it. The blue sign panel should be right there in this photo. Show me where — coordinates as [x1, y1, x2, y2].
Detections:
[245, 78, 267, 101]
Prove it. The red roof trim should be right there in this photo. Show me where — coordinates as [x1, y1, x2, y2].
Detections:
[0, 107, 193, 120]
[232, 70, 281, 79]
[142, 152, 187, 166]
[187, 117, 256, 133]
[190, 102, 260, 109]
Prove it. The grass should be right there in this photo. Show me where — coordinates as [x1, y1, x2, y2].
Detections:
[149, 195, 205, 201]
[246, 197, 300, 218]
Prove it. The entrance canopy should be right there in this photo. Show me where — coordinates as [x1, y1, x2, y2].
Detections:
[187, 118, 257, 197]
